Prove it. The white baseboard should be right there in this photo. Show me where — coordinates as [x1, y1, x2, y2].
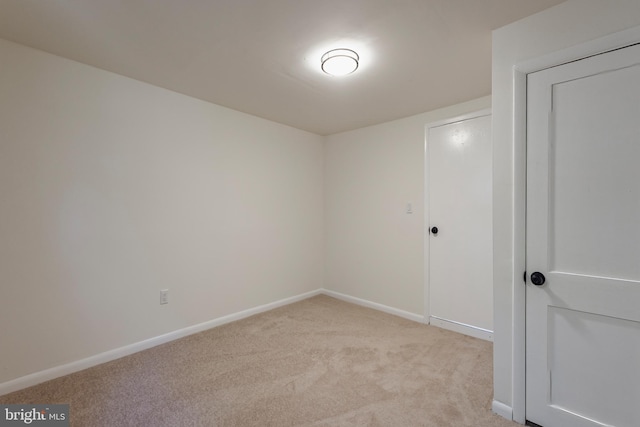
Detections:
[321, 289, 424, 323]
[492, 400, 514, 421]
[1, 289, 438, 396]
[0, 289, 322, 397]
[429, 316, 493, 342]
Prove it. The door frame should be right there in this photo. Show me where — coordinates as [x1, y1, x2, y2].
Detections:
[423, 108, 492, 339]
[511, 26, 640, 424]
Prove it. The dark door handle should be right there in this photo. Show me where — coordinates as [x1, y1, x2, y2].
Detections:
[431, 226, 438, 235]
[530, 272, 546, 286]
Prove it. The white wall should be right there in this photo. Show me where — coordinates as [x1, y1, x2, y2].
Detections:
[324, 97, 491, 316]
[0, 39, 324, 386]
[492, 0, 640, 416]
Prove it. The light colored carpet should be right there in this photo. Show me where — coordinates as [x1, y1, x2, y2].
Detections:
[0, 295, 519, 426]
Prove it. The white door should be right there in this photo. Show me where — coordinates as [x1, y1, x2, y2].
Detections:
[526, 43, 640, 427]
[427, 112, 493, 339]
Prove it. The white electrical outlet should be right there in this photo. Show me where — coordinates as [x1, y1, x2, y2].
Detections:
[160, 289, 169, 305]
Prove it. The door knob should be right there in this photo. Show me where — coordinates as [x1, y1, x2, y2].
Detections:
[530, 272, 546, 286]
[431, 226, 438, 235]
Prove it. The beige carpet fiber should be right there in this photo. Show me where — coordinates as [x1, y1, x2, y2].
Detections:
[1, 295, 519, 426]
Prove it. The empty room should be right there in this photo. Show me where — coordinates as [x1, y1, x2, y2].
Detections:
[1, 1, 639, 426]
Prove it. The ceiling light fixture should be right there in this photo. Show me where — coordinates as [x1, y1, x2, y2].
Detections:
[321, 48, 359, 76]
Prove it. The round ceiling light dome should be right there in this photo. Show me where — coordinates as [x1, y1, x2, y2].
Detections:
[321, 48, 359, 76]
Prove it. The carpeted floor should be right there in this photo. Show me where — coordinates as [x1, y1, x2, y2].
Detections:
[0, 295, 519, 426]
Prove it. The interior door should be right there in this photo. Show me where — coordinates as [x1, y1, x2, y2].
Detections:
[427, 112, 493, 338]
[526, 43, 640, 427]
